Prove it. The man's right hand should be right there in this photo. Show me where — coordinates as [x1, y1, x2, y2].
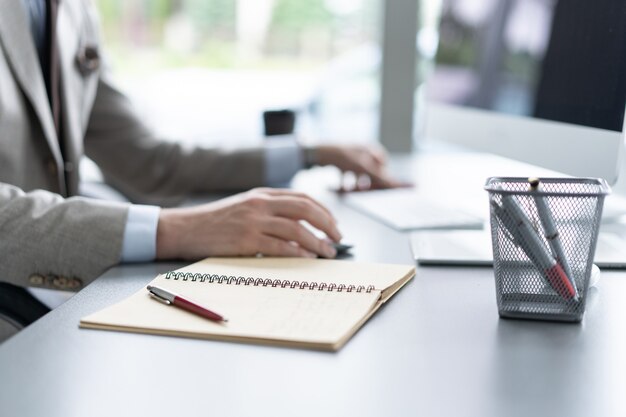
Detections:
[156, 188, 341, 260]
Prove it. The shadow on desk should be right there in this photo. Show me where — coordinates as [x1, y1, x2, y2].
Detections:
[0, 283, 51, 344]
[487, 288, 600, 417]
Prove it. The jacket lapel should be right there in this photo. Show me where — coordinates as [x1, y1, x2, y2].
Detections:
[57, 1, 81, 194]
[0, 0, 63, 166]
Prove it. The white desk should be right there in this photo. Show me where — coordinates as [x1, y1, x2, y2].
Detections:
[1, 152, 625, 417]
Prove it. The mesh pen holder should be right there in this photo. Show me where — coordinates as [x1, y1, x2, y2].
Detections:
[485, 177, 610, 322]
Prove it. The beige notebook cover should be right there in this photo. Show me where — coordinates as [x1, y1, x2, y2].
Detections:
[80, 258, 415, 351]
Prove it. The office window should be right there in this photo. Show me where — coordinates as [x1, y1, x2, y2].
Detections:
[95, 0, 382, 144]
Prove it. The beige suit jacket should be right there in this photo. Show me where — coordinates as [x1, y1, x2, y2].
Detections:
[0, 0, 267, 291]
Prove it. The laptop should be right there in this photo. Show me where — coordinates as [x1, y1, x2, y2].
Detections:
[411, 228, 626, 269]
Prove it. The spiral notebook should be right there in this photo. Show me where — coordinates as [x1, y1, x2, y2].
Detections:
[80, 258, 415, 351]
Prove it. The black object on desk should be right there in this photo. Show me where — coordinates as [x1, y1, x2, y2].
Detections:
[332, 242, 354, 259]
[263, 109, 296, 136]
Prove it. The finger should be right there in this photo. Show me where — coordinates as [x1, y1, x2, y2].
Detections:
[340, 171, 350, 193]
[359, 150, 386, 172]
[255, 235, 317, 258]
[368, 173, 398, 189]
[369, 146, 388, 165]
[253, 188, 336, 221]
[352, 159, 389, 187]
[336, 171, 366, 193]
[355, 174, 372, 191]
[347, 152, 386, 178]
[263, 218, 337, 258]
[268, 196, 343, 242]
[356, 155, 397, 188]
[252, 187, 291, 195]
[388, 179, 414, 188]
[272, 197, 342, 242]
[342, 171, 357, 191]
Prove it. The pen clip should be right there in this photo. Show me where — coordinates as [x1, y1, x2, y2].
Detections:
[148, 291, 171, 305]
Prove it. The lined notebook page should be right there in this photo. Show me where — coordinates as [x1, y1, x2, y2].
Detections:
[80, 258, 415, 350]
[82, 275, 381, 345]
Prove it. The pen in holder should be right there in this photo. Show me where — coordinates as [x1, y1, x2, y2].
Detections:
[484, 177, 610, 322]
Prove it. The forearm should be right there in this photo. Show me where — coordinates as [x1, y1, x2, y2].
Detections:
[0, 183, 129, 290]
[85, 77, 268, 205]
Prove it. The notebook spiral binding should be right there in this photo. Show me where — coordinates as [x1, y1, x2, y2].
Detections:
[164, 271, 376, 293]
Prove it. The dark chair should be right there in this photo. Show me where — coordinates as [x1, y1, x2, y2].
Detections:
[0, 282, 50, 343]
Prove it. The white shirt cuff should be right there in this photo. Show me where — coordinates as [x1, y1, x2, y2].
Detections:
[264, 137, 304, 186]
[121, 204, 160, 263]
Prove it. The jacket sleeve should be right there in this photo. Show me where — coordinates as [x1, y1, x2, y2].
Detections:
[0, 182, 129, 290]
[83, 71, 267, 207]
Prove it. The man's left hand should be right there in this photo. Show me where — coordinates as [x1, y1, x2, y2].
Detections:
[312, 144, 410, 190]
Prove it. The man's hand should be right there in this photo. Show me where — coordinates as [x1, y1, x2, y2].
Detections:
[156, 188, 341, 260]
[313, 144, 410, 190]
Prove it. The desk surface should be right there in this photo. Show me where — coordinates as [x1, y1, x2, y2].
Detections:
[1, 152, 626, 417]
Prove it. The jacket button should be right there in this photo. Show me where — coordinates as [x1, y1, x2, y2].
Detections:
[52, 276, 67, 288]
[68, 278, 82, 290]
[29, 274, 45, 286]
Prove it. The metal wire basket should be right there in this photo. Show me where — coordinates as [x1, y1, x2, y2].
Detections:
[484, 177, 610, 322]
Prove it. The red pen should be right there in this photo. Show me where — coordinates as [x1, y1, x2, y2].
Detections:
[147, 285, 228, 322]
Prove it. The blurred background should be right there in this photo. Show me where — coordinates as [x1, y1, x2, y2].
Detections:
[94, 0, 383, 146]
